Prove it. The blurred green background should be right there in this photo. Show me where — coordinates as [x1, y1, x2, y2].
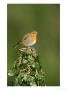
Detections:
[7, 4, 60, 86]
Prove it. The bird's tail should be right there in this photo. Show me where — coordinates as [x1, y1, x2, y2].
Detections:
[13, 40, 21, 48]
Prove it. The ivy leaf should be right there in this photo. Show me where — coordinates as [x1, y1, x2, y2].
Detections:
[27, 75, 34, 82]
[23, 74, 27, 81]
[14, 78, 19, 85]
[31, 63, 35, 68]
[30, 81, 37, 86]
[35, 62, 40, 70]
[8, 70, 14, 76]
[23, 59, 28, 64]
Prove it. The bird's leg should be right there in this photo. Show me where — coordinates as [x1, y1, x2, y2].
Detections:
[30, 46, 36, 51]
[27, 46, 32, 52]
[27, 46, 36, 53]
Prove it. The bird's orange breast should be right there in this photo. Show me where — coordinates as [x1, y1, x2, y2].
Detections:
[31, 33, 37, 41]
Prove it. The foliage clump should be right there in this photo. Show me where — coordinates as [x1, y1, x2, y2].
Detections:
[8, 47, 45, 86]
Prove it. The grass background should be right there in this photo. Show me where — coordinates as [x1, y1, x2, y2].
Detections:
[7, 4, 60, 86]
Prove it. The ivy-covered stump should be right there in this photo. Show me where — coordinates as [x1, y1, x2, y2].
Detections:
[8, 47, 46, 86]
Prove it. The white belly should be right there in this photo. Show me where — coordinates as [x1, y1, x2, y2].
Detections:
[23, 40, 36, 46]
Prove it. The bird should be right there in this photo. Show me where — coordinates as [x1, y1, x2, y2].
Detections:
[15, 31, 37, 47]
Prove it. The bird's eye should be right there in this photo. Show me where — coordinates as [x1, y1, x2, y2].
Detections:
[32, 32, 34, 34]
[32, 32, 35, 35]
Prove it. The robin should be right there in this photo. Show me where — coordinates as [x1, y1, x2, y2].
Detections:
[15, 31, 37, 47]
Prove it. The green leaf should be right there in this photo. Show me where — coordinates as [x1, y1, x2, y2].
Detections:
[27, 75, 34, 82]
[14, 78, 19, 85]
[8, 70, 14, 76]
[23, 59, 28, 64]
[35, 62, 40, 70]
[30, 81, 37, 86]
[31, 63, 35, 68]
[23, 74, 27, 81]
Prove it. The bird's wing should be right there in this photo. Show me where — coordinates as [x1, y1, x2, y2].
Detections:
[23, 33, 30, 41]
